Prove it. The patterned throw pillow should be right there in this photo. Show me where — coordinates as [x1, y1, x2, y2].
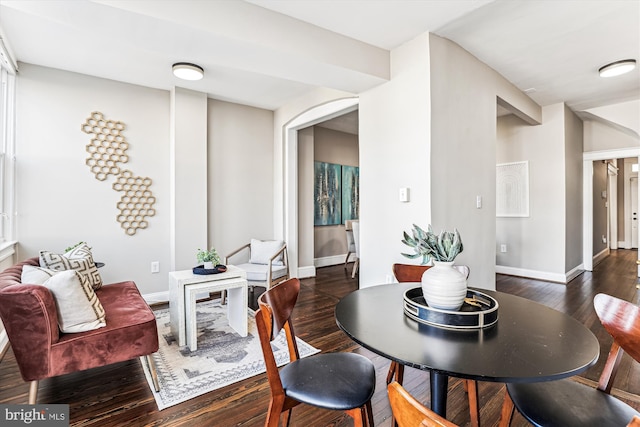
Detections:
[21, 265, 106, 333]
[39, 243, 103, 290]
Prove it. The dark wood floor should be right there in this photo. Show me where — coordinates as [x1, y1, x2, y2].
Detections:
[1, 250, 639, 426]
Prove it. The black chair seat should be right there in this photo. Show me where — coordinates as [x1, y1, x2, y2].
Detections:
[280, 352, 376, 411]
[507, 380, 640, 427]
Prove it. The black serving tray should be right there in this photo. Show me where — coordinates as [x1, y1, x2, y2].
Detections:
[403, 287, 498, 329]
[192, 264, 228, 275]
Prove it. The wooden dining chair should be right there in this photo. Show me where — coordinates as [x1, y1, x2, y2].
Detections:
[388, 381, 458, 427]
[390, 263, 479, 427]
[499, 293, 640, 427]
[256, 277, 376, 427]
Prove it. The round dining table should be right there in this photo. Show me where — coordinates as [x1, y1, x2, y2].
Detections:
[334, 283, 600, 418]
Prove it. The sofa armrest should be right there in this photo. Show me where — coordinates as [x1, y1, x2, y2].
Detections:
[0, 284, 58, 381]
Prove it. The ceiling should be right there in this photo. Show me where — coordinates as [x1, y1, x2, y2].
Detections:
[0, 0, 638, 115]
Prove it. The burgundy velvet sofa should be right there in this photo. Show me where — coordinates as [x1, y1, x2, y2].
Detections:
[0, 257, 160, 403]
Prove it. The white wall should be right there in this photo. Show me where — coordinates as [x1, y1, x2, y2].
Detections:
[207, 99, 274, 257]
[297, 127, 315, 270]
[429, 35, 542, 289]
[584, 120, 640, 152]
[496, 104, 567, 278]
[564, 105, 584, 270]
[358, 33, 432, 287]
[586, 100, 640, 135]
[15, 63, 170, 296]
[171, 87, 208, 271]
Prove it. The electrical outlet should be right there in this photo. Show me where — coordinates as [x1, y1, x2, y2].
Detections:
[151, 261, 160, 273]
[385, 274, 393, 283]
[500, 244, 507, 253]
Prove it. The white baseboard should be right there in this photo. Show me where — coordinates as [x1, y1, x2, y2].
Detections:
[143, 291, 169, 306]
[566, 264, 585, 282]
[297, 265, 316, 278]
[496, 263, 585, 284]
[593, 248, 609, 267]
[314, 254, 349, 268]
[495, 265, 568, 284]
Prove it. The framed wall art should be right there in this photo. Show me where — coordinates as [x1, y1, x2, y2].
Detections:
[496, 161, 529, 217]
[342, 165, 359, 223]
[314, 161, 342, 225]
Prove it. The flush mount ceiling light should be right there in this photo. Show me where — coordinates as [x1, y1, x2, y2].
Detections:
[599, 59, 636, 78]
[172, 62, 204, 81]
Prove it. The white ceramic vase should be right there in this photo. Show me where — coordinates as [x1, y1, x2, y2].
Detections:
[421, 261, 468, 311]
[204, 261, 215, 269]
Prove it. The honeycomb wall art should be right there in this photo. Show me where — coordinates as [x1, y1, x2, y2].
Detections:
[113, 170, 156, 236]
[81, 111, 156, 236]
[81, 112, 129, 181]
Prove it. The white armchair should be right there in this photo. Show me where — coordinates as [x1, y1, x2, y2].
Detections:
[344, 220, 357, 270]
[351, 221, 360, 278]
[225, 239, 289, 293]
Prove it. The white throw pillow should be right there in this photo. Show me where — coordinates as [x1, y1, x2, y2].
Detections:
[250, 239, 285, 266]
[22, 265, 107, 333]
[39, 242, 103, 290]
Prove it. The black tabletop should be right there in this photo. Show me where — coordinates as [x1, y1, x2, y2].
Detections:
[335, 283, 600, 383]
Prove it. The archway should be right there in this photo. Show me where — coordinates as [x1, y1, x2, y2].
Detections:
[283, 97, 359, 278]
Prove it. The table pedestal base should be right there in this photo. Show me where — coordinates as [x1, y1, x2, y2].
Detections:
[430, 371, 449, 417]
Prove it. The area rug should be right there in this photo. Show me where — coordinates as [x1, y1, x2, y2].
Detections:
[141, 300, 320, 410]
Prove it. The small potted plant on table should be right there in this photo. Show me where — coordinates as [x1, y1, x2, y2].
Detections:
[196, 248, 221, 270]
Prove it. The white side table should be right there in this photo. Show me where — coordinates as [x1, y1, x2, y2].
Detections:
[169, 266, 248, 351]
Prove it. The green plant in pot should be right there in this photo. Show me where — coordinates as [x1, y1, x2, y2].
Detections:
[401, 224, 467, 311]
[196, 247, 221, 270]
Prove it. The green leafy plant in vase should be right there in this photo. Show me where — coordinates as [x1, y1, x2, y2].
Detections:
[196, 247, 221, 270]
[401, 224, 467, 311]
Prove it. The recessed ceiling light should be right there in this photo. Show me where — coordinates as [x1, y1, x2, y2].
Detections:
[172, 62, 204, 81]
[599, 59, 636, 78]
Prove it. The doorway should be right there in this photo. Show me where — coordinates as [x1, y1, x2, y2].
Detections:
[283, 97, 359, 279]
[583, 149, 640, 274]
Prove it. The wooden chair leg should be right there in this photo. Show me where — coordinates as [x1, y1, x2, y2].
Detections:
[365, 401, 374, 427]
[498, 388, 515, 427]
[28, 380, 38, 404]
[395, 363, 404, 385]
[352, 258, 360, 278]
[386, 361, 405, 385]
[265, 398, 284, 427]
[466, 380, 480, 427]
[283, 408, 292, 427]
[347, 405, 370, 427]
[386, 361, 397, 384]
[387, 362, 405, 427]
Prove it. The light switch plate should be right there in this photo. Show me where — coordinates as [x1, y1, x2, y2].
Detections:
[399, 187, 410, 202]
